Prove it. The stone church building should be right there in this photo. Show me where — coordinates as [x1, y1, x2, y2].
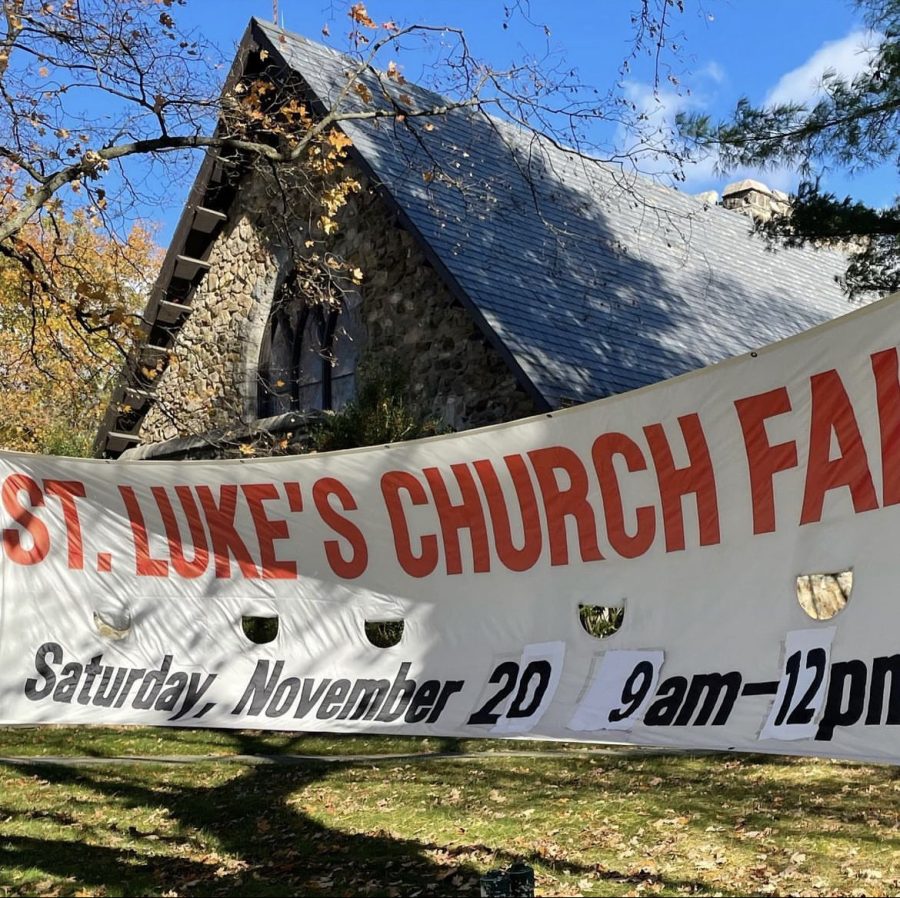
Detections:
[95, 20, 859, 460]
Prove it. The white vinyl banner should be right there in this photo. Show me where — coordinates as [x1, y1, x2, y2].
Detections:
[4, 292, 900, 764]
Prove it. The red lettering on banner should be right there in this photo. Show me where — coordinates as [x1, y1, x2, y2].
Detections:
[872, 348, 900, 507]
[800, 369, 879, 524]
[424, 464, 491, 574]
[313, 477, 368, 578]
[527, 447, 604, 566]
[734, 387, 798, 534]
[43, 480, 86, 569]
[242, 484, 296, 579]
[118, 485, 168, 576]
[591, 433, 656, 558]
[381, 471, 438, 578]
[643, 414, 720, 552]
[195, 485, 260, 579]
[2, 474, 50, 565]
[283, 481, 303, 513]
[473, 455, 542, 572]
[151, 485, 209, 579]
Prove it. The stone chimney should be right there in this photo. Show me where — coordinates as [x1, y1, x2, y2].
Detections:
[721, 179, 790, 222]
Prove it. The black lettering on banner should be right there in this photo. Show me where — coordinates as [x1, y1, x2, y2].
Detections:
[467, 659, 553, 726]
[230, 659, 464, 725]
[867, 655, 900, 725]
[762, 628, 835, 741]
[673, 671, 741, 726]
[609, 660, 655, 723]
[645, 677, 687, 726]
[816, 659, 868, 741]
[24, 642, 62, 700]
[773, 648, 827, 727]
[507, 660, 552, 718]
[467, 661, 521, 725]
[643, 672, 742, 727]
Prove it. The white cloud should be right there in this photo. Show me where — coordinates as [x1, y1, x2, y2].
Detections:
[698, 60, 726, 85]
[613, 26, 883, 199]
[614, 78, 713, 179]
[612, 75, 797, 195]
[764, 29, 879, 107]
[614, 72, 761, 191]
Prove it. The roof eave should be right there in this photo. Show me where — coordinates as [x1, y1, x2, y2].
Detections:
[93, 22, 262, 458]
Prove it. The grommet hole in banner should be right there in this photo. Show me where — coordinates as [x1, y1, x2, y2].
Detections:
[241, 615, 279, 644]
[364, 620, 404, 648]
[795, 570, 852, 621]
[578, 604, 624, 639]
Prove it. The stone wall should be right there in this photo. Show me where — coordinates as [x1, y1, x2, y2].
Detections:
[327, 171, 535, 431]
[140, 175, 283, 443]
[138, 162, 535, 446]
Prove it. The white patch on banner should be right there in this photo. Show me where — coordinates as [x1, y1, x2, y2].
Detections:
[761, 628, 836, 741]
[568, 650, 665, 732]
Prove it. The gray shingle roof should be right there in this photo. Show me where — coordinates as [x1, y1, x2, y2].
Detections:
[259, 21, 857, 407]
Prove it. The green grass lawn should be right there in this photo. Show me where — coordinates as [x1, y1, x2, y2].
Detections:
[1, 728, 899, 896]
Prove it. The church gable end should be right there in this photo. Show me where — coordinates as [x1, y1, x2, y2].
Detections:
[136, 161, 534, 451]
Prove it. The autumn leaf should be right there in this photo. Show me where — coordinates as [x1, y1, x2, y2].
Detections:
[386, 60, 406, 84]
[326, 129, 352, 151]
[349, 2, 376, 28]
[354, 82, 372, 104]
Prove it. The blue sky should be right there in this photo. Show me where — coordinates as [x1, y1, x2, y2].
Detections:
[154, 0, 891, 242]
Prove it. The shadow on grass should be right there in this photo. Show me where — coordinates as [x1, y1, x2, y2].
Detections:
[0, 737, 730, 897]
[0, 734, 481, 896]
[8, 741, 898, 896]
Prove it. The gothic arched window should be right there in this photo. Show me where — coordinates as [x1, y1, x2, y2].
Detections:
[257, 274, 363, 417]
